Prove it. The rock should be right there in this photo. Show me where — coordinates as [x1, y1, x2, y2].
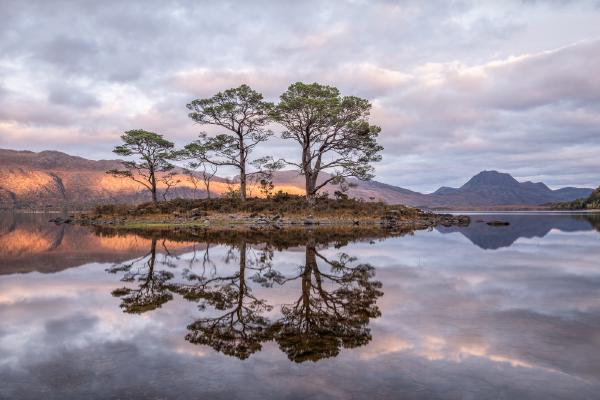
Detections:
[49, 217, 71, 225]
[486, 220, 510, 226]
[189, 208, 207, 217]
[434, 214, 470, 227]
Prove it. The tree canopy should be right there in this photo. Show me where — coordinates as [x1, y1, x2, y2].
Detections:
[271, 82, 383, 204]
[107, 129, 175, 203]
[109, 82, 384, 205]
[186, 84, 274, 201]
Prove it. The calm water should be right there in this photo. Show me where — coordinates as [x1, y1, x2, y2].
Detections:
[1, 212, 600, 399]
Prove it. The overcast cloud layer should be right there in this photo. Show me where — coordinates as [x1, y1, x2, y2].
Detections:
[0, 0, 599, 191]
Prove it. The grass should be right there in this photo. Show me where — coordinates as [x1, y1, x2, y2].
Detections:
[93, 192, 420, 219]
[83, 193, 469, 233]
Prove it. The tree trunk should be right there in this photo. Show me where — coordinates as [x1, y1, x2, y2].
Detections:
[305, 171, 318, 206]
[302, 142, 320, 206]
[150, 168, 158, 203]
[239, 137, 247, 202]
[239, 171, 247, 202]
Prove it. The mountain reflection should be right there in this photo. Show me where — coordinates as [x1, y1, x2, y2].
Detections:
[436, 213, 600, 250]
[107, 233, 383, 362]
[0, 212, 197, 274]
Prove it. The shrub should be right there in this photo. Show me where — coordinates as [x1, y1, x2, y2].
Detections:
[92, 195, 409, 217]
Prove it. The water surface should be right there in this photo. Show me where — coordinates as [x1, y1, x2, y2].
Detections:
[1, 212, 599, 399]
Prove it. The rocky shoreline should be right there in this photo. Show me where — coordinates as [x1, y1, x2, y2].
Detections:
[53, 207, 471, 232]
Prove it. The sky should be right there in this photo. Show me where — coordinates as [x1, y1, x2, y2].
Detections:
[0, 0, 599, 192]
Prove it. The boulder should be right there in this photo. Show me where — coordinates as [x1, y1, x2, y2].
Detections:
[189, 208, 207, 217]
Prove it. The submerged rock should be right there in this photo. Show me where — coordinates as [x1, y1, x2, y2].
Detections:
[486, 220, 510, 226]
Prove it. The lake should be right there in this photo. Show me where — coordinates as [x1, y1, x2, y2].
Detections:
[1, 212, 599, 399]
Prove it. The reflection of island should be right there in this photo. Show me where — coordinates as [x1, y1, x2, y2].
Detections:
[0, 212, 198, 274]
[108, 234, 383, 362]
[436, 213, 600, 250]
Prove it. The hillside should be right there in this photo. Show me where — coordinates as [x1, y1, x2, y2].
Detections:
[554, 186, 600, 209]
[0, 149, 593, 209]
[0, 149, 254, 209]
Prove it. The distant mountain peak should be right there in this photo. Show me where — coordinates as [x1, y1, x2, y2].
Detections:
[461, 170, 520, 189]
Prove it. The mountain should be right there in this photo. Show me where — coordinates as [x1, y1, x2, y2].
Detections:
[0, 148, 246, 209]
[421, 170, 593, 207]
[0, 149, 593, 209]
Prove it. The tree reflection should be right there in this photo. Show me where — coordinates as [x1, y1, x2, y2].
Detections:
[107, 238, 175, 313]
[106, 233, 383, 362]
[273, 241, 383, 362]
[171, 241, 279, 359]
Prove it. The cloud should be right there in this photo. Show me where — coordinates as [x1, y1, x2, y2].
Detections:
[47, 83, 101, 109]
[0, 0, 600, 190]
[371, 39, 600, 190]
